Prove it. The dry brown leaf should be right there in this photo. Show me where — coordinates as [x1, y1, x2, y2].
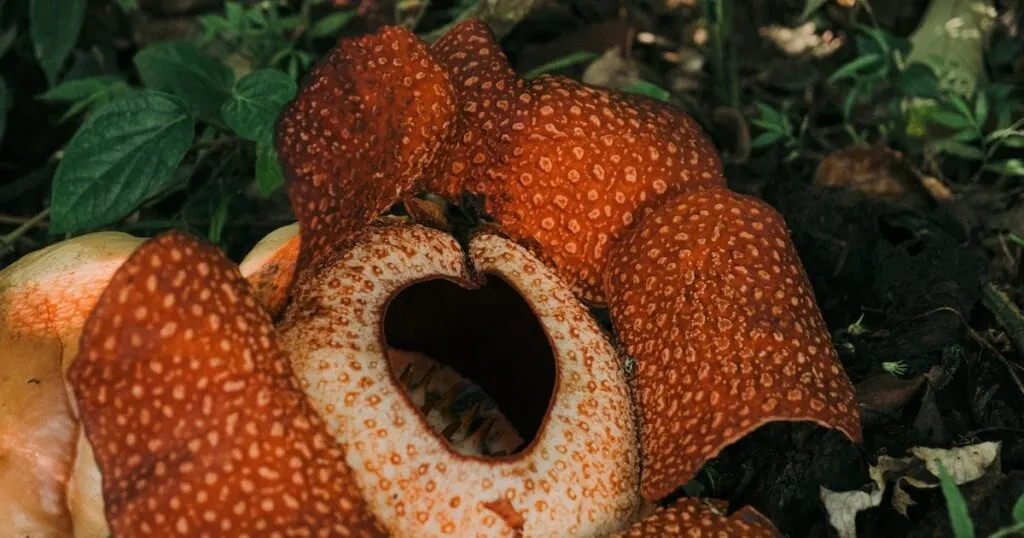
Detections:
[815, 145, 953, 206]
[823, 442, 1002, 536]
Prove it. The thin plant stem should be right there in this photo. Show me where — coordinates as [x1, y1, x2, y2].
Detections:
[703, 0, 739, 109]
[0, 208, 51, 255]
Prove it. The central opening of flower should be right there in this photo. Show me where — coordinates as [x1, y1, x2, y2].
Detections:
[383, 274, 556, 458]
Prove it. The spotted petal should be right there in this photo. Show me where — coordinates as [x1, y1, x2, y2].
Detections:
[605, 188, 861, 500]
[67, 231, 386, 536]
[277, 25, 458, 271]
[611, 498, 782, 537]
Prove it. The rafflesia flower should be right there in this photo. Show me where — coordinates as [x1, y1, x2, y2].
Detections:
[0, 19, 861, 537]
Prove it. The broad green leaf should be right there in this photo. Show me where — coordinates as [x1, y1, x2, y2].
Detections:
[829, 54, 882, 82]
[623, 80, 669, 102]
[899, 63, 941, 98]
[255, 143, 284, 196]
[38, 75, 125, 102]
[1014, 494, 1024, 522]
[523, 51, 600, 80]
[985, 159, 1024, 176]
[932, 139, 985, 160]
[30, 0, 87, 85]
[906, 0, 994, 97]
[134, 41, 234, 121]
[49, 91, 195, 234]
[221, 69, 296, 144]
[936, 462, 975, 538]
[309, 10, 356, 38]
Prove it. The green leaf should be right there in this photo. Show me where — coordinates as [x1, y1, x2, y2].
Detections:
[309, 10, 356, 38]
[973, 91, 988, 126]
[932, 139, 985, 160]
[899, 63, 941, 98]
[49, 91, 195, 234]
[198, 14, 231, 40]
[751, 131, 783, 148]
[38, 75, 125, 102]
[854, 26, 905, 56]
[41, 76, 138, 121]
[29, 0, 87, 85]
[523, 51, 600, 80]
[936, 462, 975, 538]
[255, 143, 284, 196]
[947, 94, 972, 120]
[843, 85, 862, 120]
[750, 119, 782, 133]
[134, 41, 234, 122]
[952, 129, 979, 142]
[927, 110, 973, 130]
[225, 2, 244, 25]
[984, 127, 1022, 144]
[985, 159, 1024, 176]
[221, 69, 297, 144]
[1014, 494, 1024, 522]
[1000, 134, 1024, 148]
[208, 196, 230, 244]
[754, 101, 785, 125]
[884, 30, 912, 56]
[64, 86, 138, 122]
[829, 54, 882, 82]
[623, 80, 669, 102]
